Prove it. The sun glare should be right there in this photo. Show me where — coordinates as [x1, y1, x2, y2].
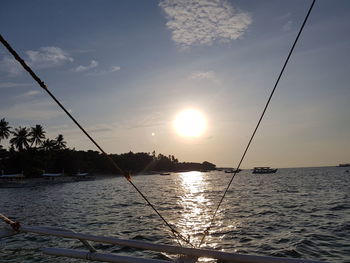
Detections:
[173, 109, 207, 137]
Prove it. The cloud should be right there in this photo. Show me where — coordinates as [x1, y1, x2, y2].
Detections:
[74, 60, 99, 72]
[26, 46, 73, 68]
[283, 20, 293, 32]
[0, 56, 23, 76]
[110, 66, 121, 72]
[2, 100, 63, 121]
[23, 90, 41, 97]
[0, 82, 31, 88]
[126, 112, 164, 129]
[0, 46, 73, 75]
[189, 70, 216, 80]
[88, 124, 114, 133]
[87, 65, 121, 76]
[159, 0, 252, 47]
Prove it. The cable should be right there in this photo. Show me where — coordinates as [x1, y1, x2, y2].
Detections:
[0, 34, 192, 247]
[197, 0, 317, 247]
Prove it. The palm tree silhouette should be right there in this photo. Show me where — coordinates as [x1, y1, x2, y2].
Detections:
[9, 126, 30, 151]
[29, 124, 46, 148]
[42, 139, 56, 151]
[0, 118, 12, 143]
[55, 134, 66, 150]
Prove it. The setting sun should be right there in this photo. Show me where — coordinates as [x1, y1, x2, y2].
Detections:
[173, 109, 207, 137]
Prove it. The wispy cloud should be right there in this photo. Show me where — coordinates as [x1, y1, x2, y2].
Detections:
[2, 100, 63, 121]
[1, 46, 74, 75]
[23, 90, 41, 97]
[87, 65, 121, 76]
[159, 0, 252, 47]
[26, 46, 73, 68]
[110, 66, 121, 72]
[188, 70, 216, 80]
[0, 82, 31, 89]
[74, 60, 99, 72]
[0, 56, 23, 76]
[126, 112, 164, 130]
[282, 20, 293, 32]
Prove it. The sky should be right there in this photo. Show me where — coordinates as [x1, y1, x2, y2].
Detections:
[0, 0, 349, 168]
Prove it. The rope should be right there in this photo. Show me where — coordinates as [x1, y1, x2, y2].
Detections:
[0, 34, 192, 247]
[197, 0, 317, 247]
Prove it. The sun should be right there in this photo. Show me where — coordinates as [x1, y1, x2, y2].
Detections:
[173, 109, 207, 137]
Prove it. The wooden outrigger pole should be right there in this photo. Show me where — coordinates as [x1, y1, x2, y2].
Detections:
[1, 223, 327, 263]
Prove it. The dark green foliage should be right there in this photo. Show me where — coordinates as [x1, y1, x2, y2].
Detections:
[0, 148, 216, 177]
[9, 126, 30, 151]
[29, 124, 46, 148]
[0, 119, 216, 176]
[0, 118, 11, 142]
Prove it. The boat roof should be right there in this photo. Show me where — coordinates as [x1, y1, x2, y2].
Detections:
[0, 174, 24, 178]
[42, 173, 62, 177]
[76, 173, 89, 176]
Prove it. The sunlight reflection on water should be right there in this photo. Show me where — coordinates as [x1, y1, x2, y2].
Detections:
[176, 172, 224, 252]
[1, 168, 349, 263]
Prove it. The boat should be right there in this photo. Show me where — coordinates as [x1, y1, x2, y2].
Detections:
[74, 172, 95, 181]
[224, 169, 242, 173]
[252, 167, 278, 174]
[0, 173, 26, 188]
[159, 172, 171, 175]
[42, 173, 63, 177]
[42, 172, 64, 180]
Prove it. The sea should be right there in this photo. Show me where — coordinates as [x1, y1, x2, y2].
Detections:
[0, 167, 349, 263]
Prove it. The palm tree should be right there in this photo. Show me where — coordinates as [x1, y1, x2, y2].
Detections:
[42, 139, 56, 151]
[9, 126, 30, 151]
[0, 118, 12, 143]
[55, 134, 66, 150]
[29, 124, 46, 148]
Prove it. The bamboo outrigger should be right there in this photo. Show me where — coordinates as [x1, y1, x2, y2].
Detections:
[0, 221, 326, 263]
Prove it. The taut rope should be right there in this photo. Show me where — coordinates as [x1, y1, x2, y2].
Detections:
[0, 34, 192, 247]
[198, 0, 317, 248]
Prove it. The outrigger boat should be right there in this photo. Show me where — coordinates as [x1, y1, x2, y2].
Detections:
[252, 167, 278, 174]
[224, 169, 242, 173]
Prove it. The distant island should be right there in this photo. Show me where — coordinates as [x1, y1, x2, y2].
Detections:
[0, 118, 216, 177]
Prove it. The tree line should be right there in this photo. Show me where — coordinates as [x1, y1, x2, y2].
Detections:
[0, 118, 216, 177]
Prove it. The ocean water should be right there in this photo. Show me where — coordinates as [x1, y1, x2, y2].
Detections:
[0, 167, 349, 263]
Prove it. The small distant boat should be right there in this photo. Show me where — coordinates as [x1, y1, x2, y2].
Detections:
[42, 173, 63, 177]
[76, 172, 89, 176]
[252, 167, 277, 174]
[42, 171, 65, 182]
[225, 169, 242, 173]
[74, 172, 95, 181]
[159, 172, 171, 176]
[338, 163, 350, 167]
[0, 173, 26, 188]
[0, 173, 25, 179]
